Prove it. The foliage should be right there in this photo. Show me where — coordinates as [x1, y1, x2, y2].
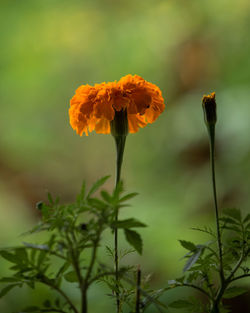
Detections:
[0, 177, 146, 313]
[166, 207, 250, 312]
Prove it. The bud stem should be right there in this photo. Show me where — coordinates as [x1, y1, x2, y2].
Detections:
[207, 124, 224, 283]
[135, 265, 141, 313]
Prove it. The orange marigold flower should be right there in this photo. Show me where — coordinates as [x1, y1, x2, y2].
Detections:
[69, 74, 165, 136]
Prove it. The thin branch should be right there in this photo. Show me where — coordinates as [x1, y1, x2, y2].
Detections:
[136, 266, 141, 313]
[228, 274, 250, 283]
[23, 245, 67, 261]
[208, 125, 224, 283]
[42, 280, 78, 313]
[84, 227, 102, 286]
[88, 271, 116, 285]
[169, 283, 212, 299]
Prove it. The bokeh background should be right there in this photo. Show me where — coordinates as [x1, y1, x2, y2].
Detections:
[1, 0, 250, 312]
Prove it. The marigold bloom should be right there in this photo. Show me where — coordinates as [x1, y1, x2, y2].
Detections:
[69, 74, 165, 135]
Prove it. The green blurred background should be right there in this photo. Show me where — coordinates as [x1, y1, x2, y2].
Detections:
[1, 0, 250, 311]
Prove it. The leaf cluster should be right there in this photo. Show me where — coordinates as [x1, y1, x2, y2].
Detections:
[0, 177, 145, 313]
[166, 208, 250, 312]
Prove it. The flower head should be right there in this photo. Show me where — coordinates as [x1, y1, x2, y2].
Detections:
[69, 74, 165, 136]
[202, 92, 217, 125]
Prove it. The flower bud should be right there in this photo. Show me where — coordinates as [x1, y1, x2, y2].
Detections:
[202, 92, 217, 125]
[110, 109, 128, 137]
[36, 201, 43, 211]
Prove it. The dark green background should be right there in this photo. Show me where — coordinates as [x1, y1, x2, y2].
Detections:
[1, 0, 250, 311]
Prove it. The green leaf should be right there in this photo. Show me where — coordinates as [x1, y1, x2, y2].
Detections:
[23, 242, 49, 251]
[169, 299, 193, 308]
[223, 208, 242, 222]
[112, 218, 146, 229]
[56, 262, 70, 278]
[37, 250, 47, 268]
[191, 226, 215, 237]
[15, 248, 28, 263]
[113, 180, 124, 199]
[0, 277, 20, 283]
[101, 190, 112, 203]
[0, 284, 18, 298]
[220, 217, 239, 225]
[47, 192, 54, 205]
[88, 198, 107, 210]
[0, 251, 18, 264]
[124, 229, 143, 254]
[223, 287, 248, 299]
[87, 176, 110, 198]
[183, 246, 204, 272]
[79, 181, 86, 200]
[64, 271, 78, 283]
[119, 192, 138, 203]
[179, 240, 196, 251]
[243, 213, 250, 224]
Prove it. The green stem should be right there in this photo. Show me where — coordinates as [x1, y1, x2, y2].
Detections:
[208, 124, 224, 283]
[113, 134, 127, 313]
[229, 274, 250, 283]
[42, 279, 79, 313]
[136, 266, 141, 313]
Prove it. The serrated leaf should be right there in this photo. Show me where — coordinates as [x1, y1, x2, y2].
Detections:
[101, 190, 112, 203]
[87, 176, 110, 198]
[179, 240, 196, 251]
[0, 277, 20, 283]
[223, 287, 247, 299]
[243, 214, 250, 224]
[0, 284, 18, 298]
[47, 192, 54, 205]
[0, 251, 19, 264]
[23, 242, 49, 251]
[15, 248, 28, 263]
[105, 245, 114, 258]
[183, 246, 204, 272]
[220, 217, 239, 225]
[87, 198, 107, 210]
[223, 208, 242, 222]
[56, 262, 70, 278]
[37, 250, 47, 268]
[124, 229, 143, 254]
[191, 226, 216, 237]
[112, 218, 146, 229]
[64, 271, 78, 283]
[112, 180, 124, 200]
[169, 299, 193, 308]
[222, 225, 241, 232]
[119, 192, 138, 203]
[79, 182, 86, 200]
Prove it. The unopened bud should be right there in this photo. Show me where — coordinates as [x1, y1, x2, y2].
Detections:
[36, 201, 43, 210]
[202, 92, 217, 125]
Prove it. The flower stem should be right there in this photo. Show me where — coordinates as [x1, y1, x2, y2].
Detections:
[207, 124, 224, 283]
[113, 134, 127, 313]
[135, 265, 141, 313]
